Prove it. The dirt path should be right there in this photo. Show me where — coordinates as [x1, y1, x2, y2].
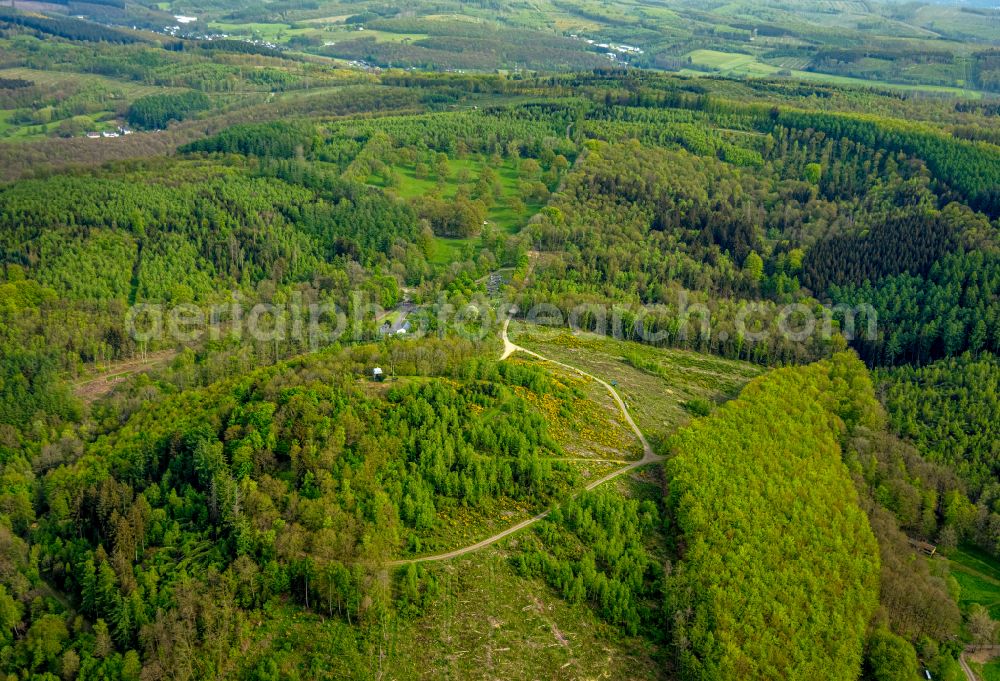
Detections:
[72, 350, 176, 403]
[960, 651, 977, 681]
[502, 319, 655, 460]
[390, 317, 663, 566]
[960, 646, 1000, 681]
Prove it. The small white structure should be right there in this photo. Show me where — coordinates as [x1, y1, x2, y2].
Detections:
[372, 367, 384, 381]
[86, 132, 100, 139]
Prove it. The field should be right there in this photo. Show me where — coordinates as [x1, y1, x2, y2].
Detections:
[949, 546, 1000, 620]
[973, 659, 1000, 681]
[683, 49, 983, 99]
[369, 156, 546, 264]
[508, 321, 762, 444]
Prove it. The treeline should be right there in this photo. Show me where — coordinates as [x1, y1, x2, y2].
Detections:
[324, 107, 577, 161]
[0, 78, 32, 90]
[0, 158, 427, 300]
[0, 8, 140, 44]
[515, 490, 661, 635]
[773, 109, 1000, 218]
[881, 355, 1000, 501]
[127, 91, 211, 129]
[972, 49, 1000, 93]
[803, 210, 959, 291]
[660, 347, 979, 678]
[850, 393, 1000, 560]
[664, 353, 881, 680]
[830, 250, 1000, 365]
[181, 120, 320, 159]
[183, 39, 287, 58]
[845, 387, 990, 678]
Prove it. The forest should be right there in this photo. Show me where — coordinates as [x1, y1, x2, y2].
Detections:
[1, 339, 590, 678]
[665, 354, 881, 681]
[0, 6, 998, 679]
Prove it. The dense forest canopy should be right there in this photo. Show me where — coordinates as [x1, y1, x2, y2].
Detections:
[665, 353, 881, 681]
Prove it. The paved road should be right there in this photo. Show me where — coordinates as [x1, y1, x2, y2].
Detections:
[390, 317, 663, 566]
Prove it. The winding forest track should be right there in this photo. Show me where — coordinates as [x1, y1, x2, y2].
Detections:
[389, 318, 663, 566]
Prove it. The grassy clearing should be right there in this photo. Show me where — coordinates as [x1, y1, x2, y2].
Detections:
[429, 236, 476, 266]
[508, 321, 762, 445]
[373, 157, 541, 234]
[952, 545, 1000, 582]
[387, 475, 668, 680]
[973, 659, 1000, 681]
[510, 356, 642, 460]
[386, 548, 665, 680]
[371, 155, 544, 265]
[948, 546, 1000, 620]
[687, 49, 758, 71]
